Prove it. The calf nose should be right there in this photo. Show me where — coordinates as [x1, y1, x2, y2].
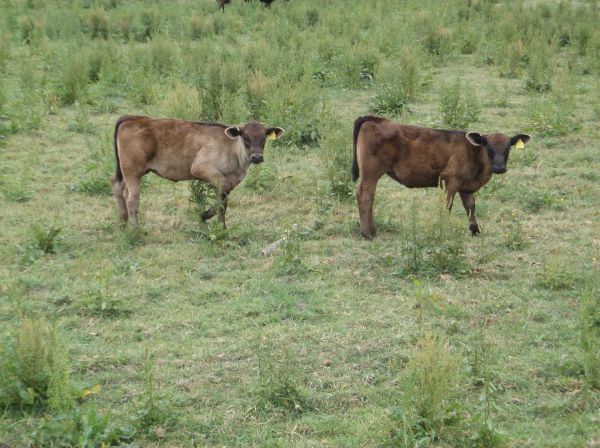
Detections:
[493, 165, 507, 174]
[251, 154, 264, 164]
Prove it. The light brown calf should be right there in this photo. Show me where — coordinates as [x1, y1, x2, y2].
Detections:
[352, 115, 531, 239]
[111, 115, 284, 227]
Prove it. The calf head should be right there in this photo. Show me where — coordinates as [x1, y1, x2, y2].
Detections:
[466, 132, 532, 174]
[225, 121, 285, 164]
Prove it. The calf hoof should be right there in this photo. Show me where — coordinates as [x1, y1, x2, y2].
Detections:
[469, 223, 480, 236]
[201, 210, 214, 221]
[361, 231, 376, 241]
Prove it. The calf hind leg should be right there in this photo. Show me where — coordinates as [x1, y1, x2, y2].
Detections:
[123, 176, 142, 226]
[111, 174, 128, 223]
[356, 177, 379, 239]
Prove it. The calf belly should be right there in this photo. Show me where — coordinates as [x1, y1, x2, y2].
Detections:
[389, 164, 441, 188]
[147, 157, 195, 182]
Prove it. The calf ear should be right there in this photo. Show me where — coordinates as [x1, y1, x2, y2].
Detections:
[466, 132, 486, 147]
[265, 127, 285, 140]
[225, 126, 242, 139]
[510, 133, 532, 146]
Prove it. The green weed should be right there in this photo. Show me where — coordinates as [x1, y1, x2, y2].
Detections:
[529, 92, 578, 137]
[69, 133, 113, 195]
[244, 162, 278, 193]
[132, 351, 176, 438]
[419, 19, 454, 59]
[190, 15, 212, 40]
[273, 225, 307, 277]
[388, 332, 462, 445]
[191, 220, 230, 245]
[499, 209, 527, 250]
[0, 317, 75, 412]
[1, 173, 33, 203]
[537, 257, 576, 291]
[520, 190, 554, 213]
[246, 70, 272, 118]
[439, 78, 481, 129]
[254, 342, 310, 415]
[157, 80, 202, 120]
[524, 37, 553, 93]
[413, 279, 446, 333]
[188, 180, 219, 218]
[370, 47, 425, 116]
[33, 405, 136, 447]
[77, 287, 129, 318]
[318, 110, 354, 199]
[119, 223, 146, 248]
[19, 14, 44, 45]
[134, 8, 161, 42]
[67, 104, 95, 134]
[397, 191, 468, 277]
[84, 8, 109, 39]
[53, 48, 90, 105]
[30, 223, 62, 254]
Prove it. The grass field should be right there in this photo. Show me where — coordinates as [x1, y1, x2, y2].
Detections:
[1, 0, 599, 446]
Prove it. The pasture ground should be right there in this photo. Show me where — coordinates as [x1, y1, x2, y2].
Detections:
[1, 0, 599, 446]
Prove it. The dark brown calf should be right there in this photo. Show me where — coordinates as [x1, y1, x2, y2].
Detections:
[351, 115, 531, 239]
[111, 116, 283, 227]
[217, 0, 230, 11]
[218, 0, 283, 10]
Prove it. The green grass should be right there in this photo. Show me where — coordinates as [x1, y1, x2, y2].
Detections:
[1, 0, 599, 446]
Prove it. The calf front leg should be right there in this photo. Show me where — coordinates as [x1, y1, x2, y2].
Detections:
[202, 192, 229, 226]
[459, 192, 480, 235]
[191, 163, 233, 227]
[218, 192, 229, 228]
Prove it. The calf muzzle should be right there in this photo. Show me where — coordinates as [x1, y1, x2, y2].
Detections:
[250, 154, 264, 164]
[493, 166, 507, 174]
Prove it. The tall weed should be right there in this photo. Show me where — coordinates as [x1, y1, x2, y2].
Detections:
[439, 78, 480, 129]
[53, 48, 90, 105]
[33, 406, 136, 447]
[254, 342, 310, 415]
[157, 80, 202, 120]
[0, 317, 75, 412]
[397, 190, 468, 277]
[524, 36, 553, 93]
[370, 48, 426, 116]
[318, 110, 353, 199]
[70, 132, 113, 195]
[388, 332, 461, 445]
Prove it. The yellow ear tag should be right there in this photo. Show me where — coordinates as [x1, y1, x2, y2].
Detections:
[516, 139, 525, 150]
[268, 131, 277, 140]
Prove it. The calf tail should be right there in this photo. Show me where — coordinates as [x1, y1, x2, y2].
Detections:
[113, 115, 136, 182]
[352, 115, 383, 182]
